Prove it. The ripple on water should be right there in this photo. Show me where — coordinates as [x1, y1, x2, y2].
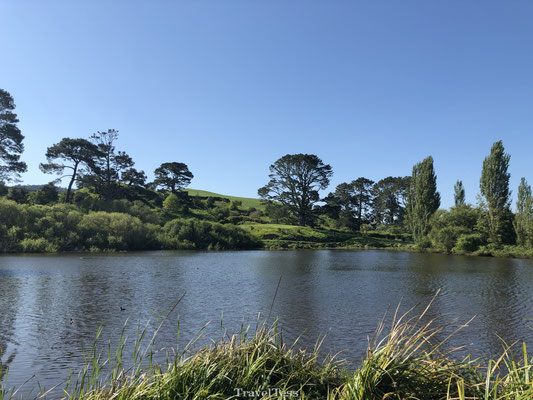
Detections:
[1, 251, 533, 396]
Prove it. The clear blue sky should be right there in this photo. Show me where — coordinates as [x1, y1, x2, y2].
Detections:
[2, 1, 533, 208]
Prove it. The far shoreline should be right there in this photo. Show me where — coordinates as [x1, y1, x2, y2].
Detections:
[2, 244, 532, 260]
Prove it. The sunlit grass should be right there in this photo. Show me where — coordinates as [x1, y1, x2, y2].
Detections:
[185, 189, 266, 210]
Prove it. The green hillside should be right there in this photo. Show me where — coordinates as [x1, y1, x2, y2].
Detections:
[185, 188, 265, 210]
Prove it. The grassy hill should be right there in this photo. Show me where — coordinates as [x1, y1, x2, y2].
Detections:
[184, 189, 412, 250]
[240, 223, 412, 250]
[185, 189, 265, 210]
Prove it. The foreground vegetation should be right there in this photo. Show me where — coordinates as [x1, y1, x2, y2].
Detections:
[3, 301, 533, 399]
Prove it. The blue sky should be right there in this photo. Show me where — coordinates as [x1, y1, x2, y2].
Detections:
[2, 1, 533, 208]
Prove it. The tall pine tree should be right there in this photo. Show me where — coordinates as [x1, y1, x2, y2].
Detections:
[0, 89, 27, 181]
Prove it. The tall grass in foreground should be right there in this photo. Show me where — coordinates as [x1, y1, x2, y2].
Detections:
[4, 300, 533, 399]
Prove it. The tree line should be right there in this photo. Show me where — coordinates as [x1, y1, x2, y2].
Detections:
[3, 87, 533, 255]
[0, 89, 194, 204]
[257, 139, 533, 254]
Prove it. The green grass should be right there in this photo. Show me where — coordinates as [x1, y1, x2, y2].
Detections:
[185, 189, 266, 210]
[241, 223, 413, 250]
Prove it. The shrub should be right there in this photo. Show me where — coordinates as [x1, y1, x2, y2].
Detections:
[415, 237, 432, 250]
[0, 198, 24, 227]
[430, 225, 470, 253]
[163, 193, 181, 213]
[161, 218, 261, 250]
[78, 212, 159, 251]
[230, 200, 242, 210]
[453, 233, 484, 254]
[20, 238, 57, 253]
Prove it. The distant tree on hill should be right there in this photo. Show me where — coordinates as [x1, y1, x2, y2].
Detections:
[31, 182, 59, 205]
[322, 177, 374, 230]
[352, 177, 375, 228]
[371, 176, 410, 226]
[7, 186, 29, 204]
[258, 154, 332, 226]
[121, 168, 147, 187]
[153, 162, 194, 193]
[454, 180, 466, 206]
[0, 89, 27, 181]
[480, 140, 513, 245]
[81, 129, 136, 200]
[322, 183, 356, 229]
[40, 138, 100, 203]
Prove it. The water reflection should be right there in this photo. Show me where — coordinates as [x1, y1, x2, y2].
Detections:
[1, 250, 533, 395]
[0, 275, 20, 381]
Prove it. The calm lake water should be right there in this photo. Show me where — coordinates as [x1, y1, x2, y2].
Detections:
[2, 250, 533, 396]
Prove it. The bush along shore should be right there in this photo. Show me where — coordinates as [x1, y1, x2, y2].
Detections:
[1, 191, 533, 257]
[3, 301, 533, 399]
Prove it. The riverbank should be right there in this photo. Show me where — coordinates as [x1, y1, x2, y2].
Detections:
[1, 196, 532, 259]
[2, 304, 531, 399]
[247, 224, 533, 258]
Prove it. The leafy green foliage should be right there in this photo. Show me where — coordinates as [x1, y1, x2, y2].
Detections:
[454, 233, 484, 253]
[121, 167, 147, 187]
[78, 212, 159, 251]
[153, 162, 193, 193]
[40, 138, 100, 203]
[322, 178, 374, 231]
[0, 89, 27, 181]
[454, 180, 465, 206]
[263, 201, 291, 224]
[160, 218, 261, 250]
[514, 177, 533, 248]
[29, 182, 59, 205]
[407, 156, 440, 245]
[7, 186, 29, 204]
[258, 154, 333, 226]
[80, 129, 138, 200]
[371, 176, 410, 226]
[163, 193, 183, 213]
[0, 199, 83, 252]
[2, 131, 533, 257]
[185, 189, 265, 210]
[480, 140, 512, 245]
[429, 205, 482, 253]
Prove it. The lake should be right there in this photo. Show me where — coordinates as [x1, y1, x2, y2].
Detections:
[1, 250, 533, 396]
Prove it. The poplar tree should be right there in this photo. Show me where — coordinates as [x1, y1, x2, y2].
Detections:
[454, 180, 465, 206]
[479, 140, 512, 245]
[514, 177, 533, 248]
[407, 156, 440, 244]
